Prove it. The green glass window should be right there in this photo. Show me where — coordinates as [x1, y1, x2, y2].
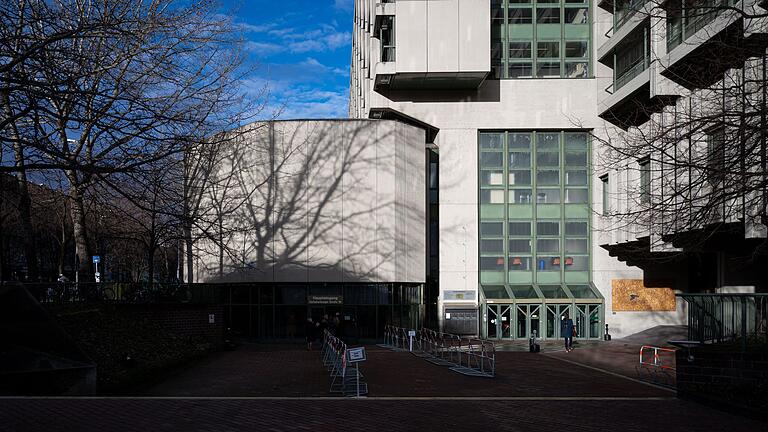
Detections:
[491, 0, 592, 79]
[479, 130, 591, 288]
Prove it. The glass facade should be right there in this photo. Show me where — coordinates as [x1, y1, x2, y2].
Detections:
[491, 0, 591, 79]
[479, 130, 602, 340]
[223, 283, 423, 341]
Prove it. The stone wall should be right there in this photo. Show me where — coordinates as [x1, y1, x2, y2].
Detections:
[676, 345, 768, 418]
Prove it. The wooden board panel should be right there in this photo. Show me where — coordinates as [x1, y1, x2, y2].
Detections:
[611, 279, 676, 312]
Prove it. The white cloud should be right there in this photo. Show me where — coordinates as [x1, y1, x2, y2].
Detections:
[245, 41, 284, 56]
[334, 0, 354, 12]
[242, 57, 350, 120]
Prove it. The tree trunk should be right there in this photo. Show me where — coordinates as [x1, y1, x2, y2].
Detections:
[184, 222, 194, 283]
[67, 172, 90, 279]
[3, 90, 39, 281]
[57, 219, 66, 275]
[147, 245, 156, 286]
[14, 159, 38, 281]
[218, 214, 224, 278]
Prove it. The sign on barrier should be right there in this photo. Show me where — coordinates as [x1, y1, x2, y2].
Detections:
[347, 347, 366, 363]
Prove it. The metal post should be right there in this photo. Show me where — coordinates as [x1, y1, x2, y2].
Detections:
[741, 297, 747, 352]
[356, 362, 360, 398]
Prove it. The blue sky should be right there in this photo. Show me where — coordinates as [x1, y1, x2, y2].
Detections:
[223, 0, 354, 119]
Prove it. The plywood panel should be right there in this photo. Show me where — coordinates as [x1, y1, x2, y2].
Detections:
[612, 279, 676, 311]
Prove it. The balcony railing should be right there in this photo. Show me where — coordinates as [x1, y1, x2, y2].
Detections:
[667, 0, 736, 52]
[615, 55, 649, 91]
[614, 0, 646, 31]
[679, 293, 768, 351]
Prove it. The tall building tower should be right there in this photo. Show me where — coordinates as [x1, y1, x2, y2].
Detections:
[350, 1, 768, 340]
[351, 0, 627, 340]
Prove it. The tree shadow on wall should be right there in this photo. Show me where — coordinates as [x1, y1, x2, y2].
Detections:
[196, 120, 426, 284]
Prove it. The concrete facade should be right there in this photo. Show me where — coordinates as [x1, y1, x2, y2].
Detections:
[350, 0, 696, 338]
[194, 119, 426, 285]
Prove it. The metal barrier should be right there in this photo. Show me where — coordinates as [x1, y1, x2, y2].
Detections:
[320, 329, 367, 396]
[379, 325, 495, 378]
[636, 345, 676, 387]
[679, 293, 768, 351]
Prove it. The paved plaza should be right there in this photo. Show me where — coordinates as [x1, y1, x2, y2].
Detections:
[1, 343, 764, 431]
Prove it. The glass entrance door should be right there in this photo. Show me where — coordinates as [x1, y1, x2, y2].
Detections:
[546, 304, 572, 339]
[487, 305, 498, 339]
[485, 304, 514, 340]
[516, 304, 542, 339]
[500, 305, 512, 339]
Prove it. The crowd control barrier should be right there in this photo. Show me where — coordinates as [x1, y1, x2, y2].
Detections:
[320, 329, 368, 396]
[380, 326, 496, 378]
[636, 345, 676, 387]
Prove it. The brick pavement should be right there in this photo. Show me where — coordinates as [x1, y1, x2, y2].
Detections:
[1, 398, 764, 432]
[3, 342, 765, 431]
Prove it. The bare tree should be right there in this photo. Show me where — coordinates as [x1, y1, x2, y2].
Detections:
[0, 0, 262, 280]
[594, 1, 768, 271]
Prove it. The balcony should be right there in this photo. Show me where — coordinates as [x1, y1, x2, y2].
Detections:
[662, 0, 768, 89]
[599, 27, 677, 128]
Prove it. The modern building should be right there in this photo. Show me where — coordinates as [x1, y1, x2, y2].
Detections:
[595, 1, 768, 297]
[348, 0, 768, 340]
[194, 120, 428, 340]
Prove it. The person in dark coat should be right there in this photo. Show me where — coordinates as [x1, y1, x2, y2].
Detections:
[305, 318, 316, 350]
[562, 312, 575, 352]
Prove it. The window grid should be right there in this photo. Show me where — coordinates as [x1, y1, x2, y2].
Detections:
[493, 0, 592, 79]
[479, 131, 591, 288]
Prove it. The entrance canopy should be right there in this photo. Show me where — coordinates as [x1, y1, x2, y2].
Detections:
[480, 283, 602, 302]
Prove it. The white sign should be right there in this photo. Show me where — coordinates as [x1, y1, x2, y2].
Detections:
[347, 347, 366, 363]
[445, 312, 451, 320]
[208, 314, 215, 324]
[408, 330, 416, 337]
[94, 272, 101, 283]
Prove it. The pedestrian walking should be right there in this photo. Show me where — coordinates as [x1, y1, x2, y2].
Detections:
[305, 318, 316, 350]
[562, 312, 575, 352]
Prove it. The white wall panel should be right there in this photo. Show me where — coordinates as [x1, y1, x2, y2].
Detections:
[396, 0, 428, 73]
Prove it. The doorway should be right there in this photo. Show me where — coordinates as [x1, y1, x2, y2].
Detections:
[516, 304, 541, 339]
[486, 304, 513, 340]
[545, 304, 572, 339]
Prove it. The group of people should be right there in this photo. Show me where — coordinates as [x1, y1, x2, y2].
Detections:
[305, 313, 342, 350]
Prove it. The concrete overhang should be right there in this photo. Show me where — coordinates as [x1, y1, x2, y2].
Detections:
[598, 0, 614, 13]
[369, 107, 440, 144]
[599, 68, 677, 129]
[374, 71, 489, 92]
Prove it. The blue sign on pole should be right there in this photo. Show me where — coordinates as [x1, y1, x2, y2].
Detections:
[92, 255, 100, 264]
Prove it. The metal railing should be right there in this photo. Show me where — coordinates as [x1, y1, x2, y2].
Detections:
[679, 293, 768, 351]
[636, 345, 676, 387]
[16, 282, 221, 305]
[614, 56, 648, 91]
[614, 0, 646, 31]
[320, 329, 367, 396]
[381, 325, 496, 378]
